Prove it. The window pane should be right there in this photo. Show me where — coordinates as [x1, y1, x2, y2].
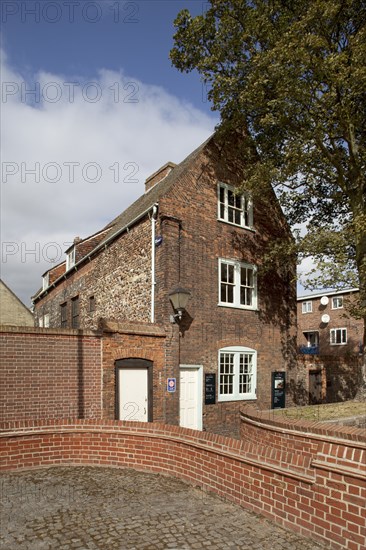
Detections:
[219, 353, 234, 395]
[234, 194, 241, 209]
[220, 283, 226, 302]
[218, 184, 251, 227]
[227, 285, 234, 303]
[240, 287, 246, 305]
[228, 265, 234, 283]
[71, 297, 79, 329]
[239, 354, 253, 394]
[220, 263, 235, 304]
[243, 198, 249, 226]
[240, 267, 254, 306]
[60, 303, 67, 328]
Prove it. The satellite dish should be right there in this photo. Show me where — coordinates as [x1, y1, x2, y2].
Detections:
[320, 296, 329, 306]
[321, 314, 330, 324]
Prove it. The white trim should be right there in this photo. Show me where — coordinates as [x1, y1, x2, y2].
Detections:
[330, 328, 347, 345]
[150, 205, 158, 323]
[301, 300, 313, 314]
[218, 346, 257, 402]
[66, 247, 75, 271]
[218, 258, 257, 310]
[179, 364, 203, 431]
[217, 182, 253, 229]
[298, 288, 359, 301]
[331, 296, 344, 309]
[42, 273, 49, 291]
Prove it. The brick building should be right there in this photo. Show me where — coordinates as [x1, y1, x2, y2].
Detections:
[297, 289, 363, 403]
[33, 131, 299, 435]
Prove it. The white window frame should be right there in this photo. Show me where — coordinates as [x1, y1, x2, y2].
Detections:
[218, 258, 257, 310]
[39, 313, 49, 328]
[218, 182, 253, 229]
[218, 346, 257, 402]
[42, 273, 49, 291]
[302, 301, 312, 313]
[332, 296, 343, 309]
[330, 328, 347, 345]
[66, 247, 75, 271]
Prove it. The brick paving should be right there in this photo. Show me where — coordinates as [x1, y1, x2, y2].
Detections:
[0, 466, 327, 549]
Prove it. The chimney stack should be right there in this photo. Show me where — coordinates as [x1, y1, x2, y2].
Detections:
[145, 162, 176, 192]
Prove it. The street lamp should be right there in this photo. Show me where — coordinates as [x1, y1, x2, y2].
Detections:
[169, 286, 191, 323]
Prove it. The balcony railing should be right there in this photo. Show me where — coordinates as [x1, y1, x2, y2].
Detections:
[299, 345, 319, 355]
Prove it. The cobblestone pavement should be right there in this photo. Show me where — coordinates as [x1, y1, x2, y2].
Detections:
[1, 466, 327, 550]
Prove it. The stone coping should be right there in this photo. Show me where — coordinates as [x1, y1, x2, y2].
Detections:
[0, 325, 99, 337]
[240, 405, 366, 446]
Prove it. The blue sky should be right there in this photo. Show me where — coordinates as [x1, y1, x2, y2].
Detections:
[1, 0, 311, 306]
[2, 1, 210, 111]
[1, 1, 219, 305]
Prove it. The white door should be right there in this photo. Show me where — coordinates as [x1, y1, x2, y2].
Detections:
[180, 366, 202, 430]
[118, 368, 148, 422]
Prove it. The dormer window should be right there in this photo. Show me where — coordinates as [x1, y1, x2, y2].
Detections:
[42, 273, 49, 291]
[66, 247, 76, 271]
[218, 182, 253, 228]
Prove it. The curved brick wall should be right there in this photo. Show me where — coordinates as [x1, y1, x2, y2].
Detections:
[1, 414, 365, 550]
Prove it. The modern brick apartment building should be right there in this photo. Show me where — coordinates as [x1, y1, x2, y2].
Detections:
[297, 288, 363, 403]
[33, 131, 299, 435]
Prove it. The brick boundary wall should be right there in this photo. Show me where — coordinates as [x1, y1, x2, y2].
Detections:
[1, 412, 365, 550]
[0, 323, 167, 425]
[0, 326, 102, 422]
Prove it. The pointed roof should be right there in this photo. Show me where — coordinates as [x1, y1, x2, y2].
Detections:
[98, 134, 213, 246]
[33, 133, 214, 302]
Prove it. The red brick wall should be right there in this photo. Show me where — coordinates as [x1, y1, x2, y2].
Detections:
[101, 321, 169, 422]
[0, 326, 102, 423]
[0, 323, 170, 427]
[154, 138, 299, 432]
[240, 407, 366, 550]
[1, 414, 364, 550]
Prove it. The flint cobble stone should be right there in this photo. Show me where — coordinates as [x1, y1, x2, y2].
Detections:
[0, 466, 327, 550]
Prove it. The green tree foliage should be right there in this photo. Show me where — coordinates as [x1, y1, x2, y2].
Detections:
[171, 0, 366, 360]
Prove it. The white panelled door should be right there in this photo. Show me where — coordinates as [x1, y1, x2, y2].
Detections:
[179, 366, 202, 430]
[118, 368, 148, 422]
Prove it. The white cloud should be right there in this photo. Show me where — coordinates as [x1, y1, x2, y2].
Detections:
[1, 51, 217, 305]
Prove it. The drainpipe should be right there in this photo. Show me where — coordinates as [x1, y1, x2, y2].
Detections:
[151, 204, 158, 323]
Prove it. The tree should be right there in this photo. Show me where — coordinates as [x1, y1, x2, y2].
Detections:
[170, 0, 366, 396]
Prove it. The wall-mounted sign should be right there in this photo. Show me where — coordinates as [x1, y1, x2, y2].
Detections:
[271, 371, 286, 409]
[167, 378, 176, 393]
[205, 373, 216, 405]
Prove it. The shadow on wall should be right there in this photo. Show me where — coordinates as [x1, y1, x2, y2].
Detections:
[324, 357, 362, 403]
